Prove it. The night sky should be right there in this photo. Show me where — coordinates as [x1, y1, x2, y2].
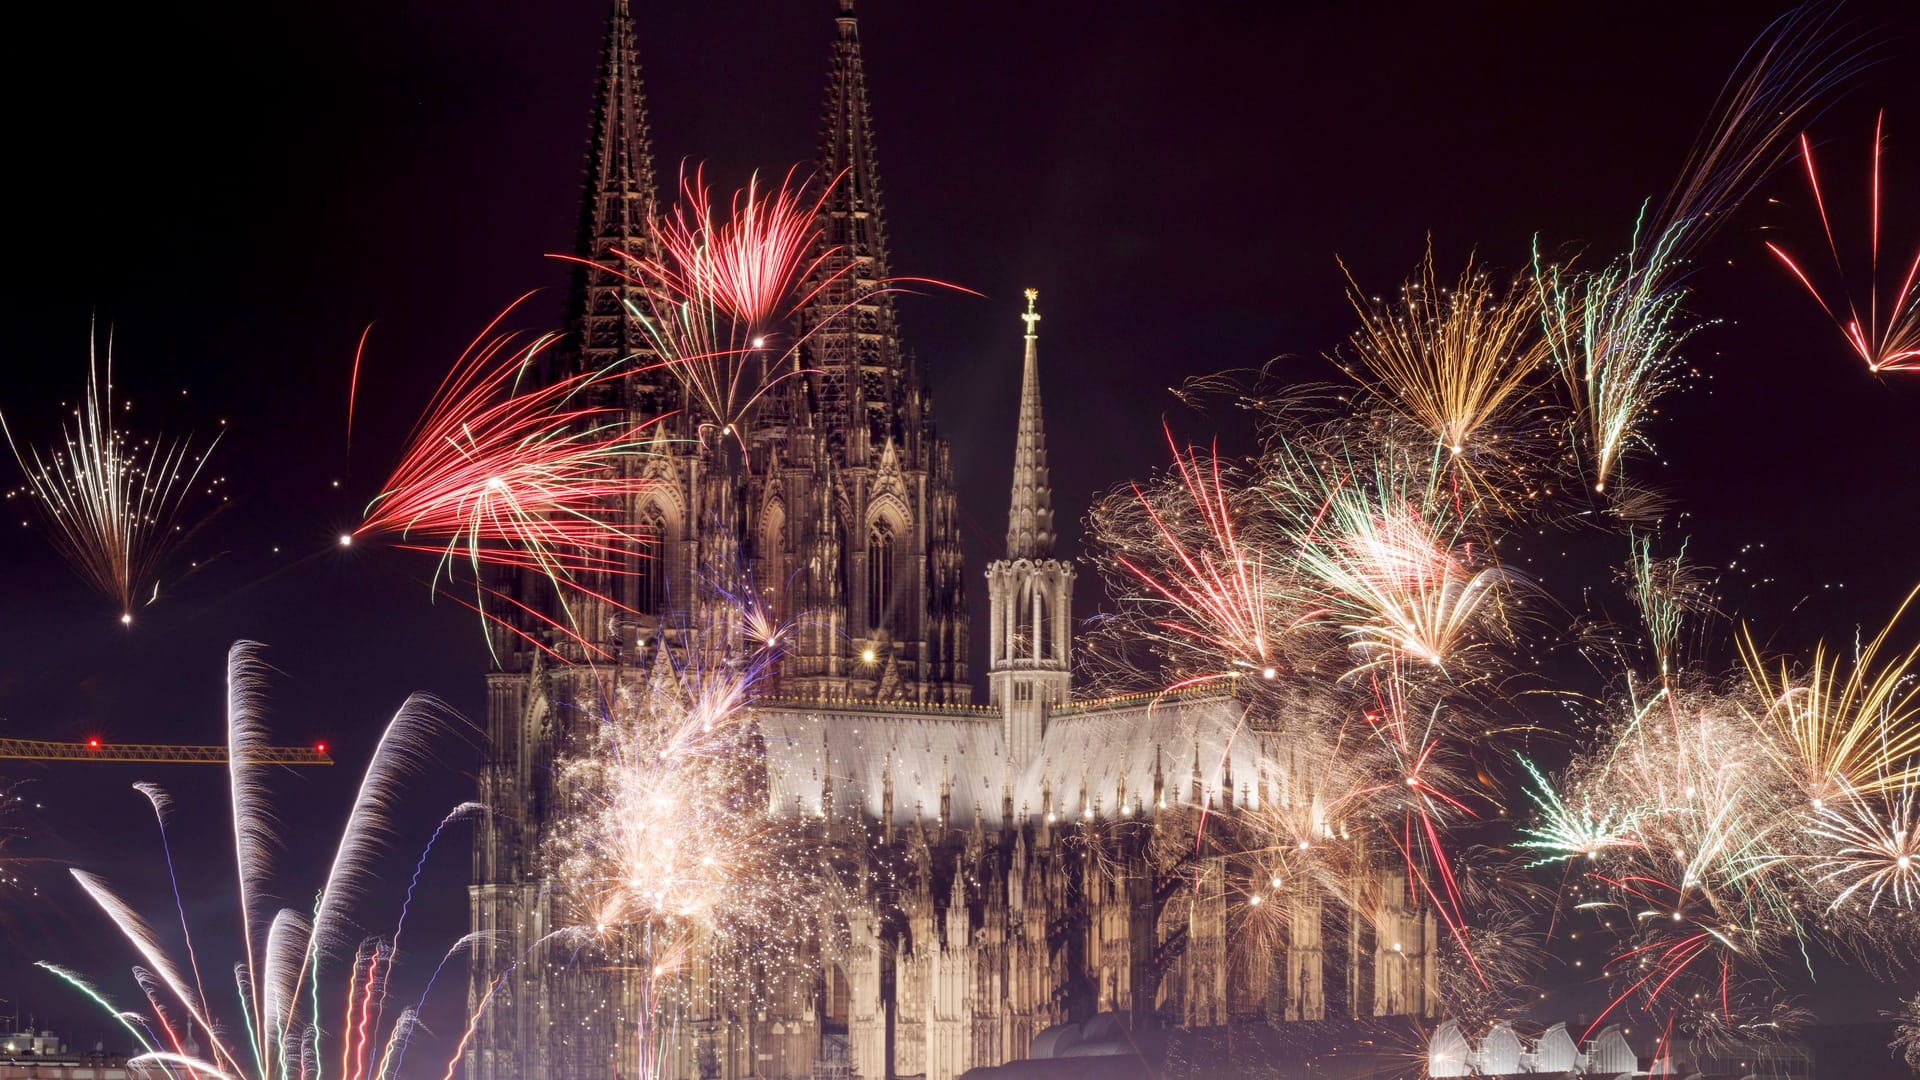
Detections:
[3, 0, 1919, 1059]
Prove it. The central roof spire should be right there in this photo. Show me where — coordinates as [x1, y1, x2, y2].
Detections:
[1006, 289, 1054, 560]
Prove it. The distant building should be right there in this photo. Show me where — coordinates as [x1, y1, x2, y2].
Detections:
[0, 1034, 60, 1059]
[0, 1029, 128, 1080]
[1429, 1018, 1816, 1079]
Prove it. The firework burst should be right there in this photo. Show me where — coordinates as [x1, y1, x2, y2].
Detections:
[544, 641, 837, 1080]
[1767, 111, 1920, 374]
[1805, 782, 1920, 914]
[2, 332, 222, 624]
[353, 298, 660, 660]
[1741, 586, 1920, 801]
[1532, 227, 1696, 496]
[1338, 248, 1549, 462]
[1273, 444, 1516, 677]
[1106, 429, 1285, 686]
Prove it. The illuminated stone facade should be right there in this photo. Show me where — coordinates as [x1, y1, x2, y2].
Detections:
[465, 4, 1438, 1079]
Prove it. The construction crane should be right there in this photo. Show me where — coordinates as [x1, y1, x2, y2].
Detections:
[0, 737, 333, 765]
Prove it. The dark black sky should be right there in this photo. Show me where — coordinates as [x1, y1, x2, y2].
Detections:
[2, 0, 1919, 1056]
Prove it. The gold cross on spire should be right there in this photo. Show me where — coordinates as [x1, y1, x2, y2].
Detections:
[1022, 288, 1040, 337]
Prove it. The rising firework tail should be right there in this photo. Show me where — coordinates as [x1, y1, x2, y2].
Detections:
[26, 12, 1882, 1068]
[42, 643, 490, 1080]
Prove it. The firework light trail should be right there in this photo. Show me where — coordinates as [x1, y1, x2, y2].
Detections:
[2, 333, 223, 625]
[1338, 248, 1550, 464]
[41, 643, 489, 1080]
[1530, 7, 1860, 498]
[352, 297, 660, 660]
[569, 165, 974, 452]
[1766, 110, 1920, 373]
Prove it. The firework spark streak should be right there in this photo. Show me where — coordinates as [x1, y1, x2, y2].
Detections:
[568, 165, 973, 451]
[1741, 586, 1920, 801]
[1339, 248, 1549, 460]
[1112, 428, 1282, 683]
[541, 628, 838, 1080]
[2, 333, 222, 624]
[1766, 111, 1920, 373]
[42, 643, 488, 1080]
[353, 297, 659, 657]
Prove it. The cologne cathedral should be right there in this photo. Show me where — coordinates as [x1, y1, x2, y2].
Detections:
[465, 4, 1439, 1078]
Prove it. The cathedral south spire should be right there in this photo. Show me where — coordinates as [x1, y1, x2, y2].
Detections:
[1007, 289, 1055, 560]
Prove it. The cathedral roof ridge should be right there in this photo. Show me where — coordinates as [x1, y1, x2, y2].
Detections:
[1048, 684, 1236, 716]
[752, 693, 998, 718]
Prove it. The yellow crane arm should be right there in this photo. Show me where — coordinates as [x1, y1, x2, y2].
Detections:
[0, 738, 332, 765]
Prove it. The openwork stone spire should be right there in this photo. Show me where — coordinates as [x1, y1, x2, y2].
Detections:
[818, 0, 891, 281]
[1006, 289, 1054, 560]
[802, 0, 905, 444]
[569, 0, 660, 388]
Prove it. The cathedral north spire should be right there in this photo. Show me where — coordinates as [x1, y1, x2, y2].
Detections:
[803, 0, 908, 443]
[1006, 289, 1055, 560]
[817, 0, 890, 281]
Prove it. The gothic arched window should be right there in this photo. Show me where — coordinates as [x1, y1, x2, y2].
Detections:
[866, 525, 895, 630]
[634, 509, 668, 615]
[1035, 588, 1052, 661]
[759, 506, 788, 620]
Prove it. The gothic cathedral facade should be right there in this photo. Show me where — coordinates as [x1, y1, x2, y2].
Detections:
[465, 5, 1439, 1079]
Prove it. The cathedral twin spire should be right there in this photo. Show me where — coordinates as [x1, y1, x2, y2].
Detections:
[817, 0, 892, 282]
[571, 0, 661, 394]
[568, 0, 970, 702]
